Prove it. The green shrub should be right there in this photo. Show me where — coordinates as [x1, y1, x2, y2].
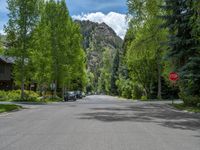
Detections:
[116, 78, 133, 99]
[132, 84, 143, 99]
[7, 90, 21, 101]
[0, 91, 7, 101]
[0, 90, 40, 101]
[141, 95, 148, 101]
[24, 90, 40, 101]
[179, 92, 200, 107]
[116, 77, 144, 100]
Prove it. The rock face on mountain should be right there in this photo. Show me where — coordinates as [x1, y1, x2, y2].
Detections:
[75, 20, 123, 91]
[77, 21, 122, 48]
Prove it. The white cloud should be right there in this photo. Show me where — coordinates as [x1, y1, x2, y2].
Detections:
[73, 12, 128, 39]
[0, 29, 5, 35]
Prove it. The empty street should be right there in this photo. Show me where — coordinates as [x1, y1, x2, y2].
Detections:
[0, 95, 200, 150]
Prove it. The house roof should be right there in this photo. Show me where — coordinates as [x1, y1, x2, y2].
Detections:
[0, 55, 15, 64]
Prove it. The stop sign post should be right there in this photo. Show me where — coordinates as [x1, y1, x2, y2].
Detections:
[169, 72, 179, 104]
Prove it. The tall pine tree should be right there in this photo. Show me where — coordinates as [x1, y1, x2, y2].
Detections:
[163, 0, 200, 106]
[111, 50, 119, 95]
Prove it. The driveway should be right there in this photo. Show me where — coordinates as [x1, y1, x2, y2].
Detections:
[0, 95, 199, 150]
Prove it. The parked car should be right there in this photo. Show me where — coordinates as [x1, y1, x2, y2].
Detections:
[64, 91, 77, 101]
[75, 91, 83, 99]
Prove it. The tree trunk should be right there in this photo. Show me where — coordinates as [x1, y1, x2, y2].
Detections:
[41, 85, 45, 101]
[62, 84, 65, 99]
[53, 80, 57, 98]
[21, 48, 25, 100]
[21, 79, 25, 100]
[157, 54, 162, 100]
[20, 1, 27, 100]
[157, 68, 162, 100]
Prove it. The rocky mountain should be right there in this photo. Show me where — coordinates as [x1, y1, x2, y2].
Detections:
[75, 20, 123, 92]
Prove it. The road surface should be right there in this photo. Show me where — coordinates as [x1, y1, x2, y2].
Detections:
[0, 95, 200, 150]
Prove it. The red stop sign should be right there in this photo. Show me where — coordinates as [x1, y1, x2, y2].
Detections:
[169, 72, 179, 81]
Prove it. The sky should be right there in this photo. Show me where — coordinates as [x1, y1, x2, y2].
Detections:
[0, 0, 128, 38]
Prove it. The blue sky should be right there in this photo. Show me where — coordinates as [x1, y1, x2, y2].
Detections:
[0, 0, 128, 38]
[66, 0, 127, 15]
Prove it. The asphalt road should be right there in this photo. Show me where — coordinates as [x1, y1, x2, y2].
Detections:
[0, 95, 200, 150]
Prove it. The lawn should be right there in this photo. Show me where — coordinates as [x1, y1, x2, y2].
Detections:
[0, 104, 22, 113]
[172, 103, 200, 113]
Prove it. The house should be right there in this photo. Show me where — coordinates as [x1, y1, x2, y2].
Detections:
[0, 56, 37, 91]
[0, 56, 14, 90]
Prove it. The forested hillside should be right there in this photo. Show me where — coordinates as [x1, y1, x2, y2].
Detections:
[76, 20, 123, 94]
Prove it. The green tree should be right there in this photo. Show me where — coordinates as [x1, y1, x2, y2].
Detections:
[66, 22, 87, 92]
[0, 35, 3, 54]
[31, 1, 52, 97]
[5, 0, 40, 99]
[87, 72, 95, 93]
[111, 50, 119, 95]
[98, 48, 112, 94]
[126, 0, 167, 99]
[162, 0, 200, 106]
[31, 0, 86, 97]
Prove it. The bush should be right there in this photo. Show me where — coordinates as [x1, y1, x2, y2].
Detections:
[141, 95, 148, 101]
[116, 77, 144, 99]
[6, 90, 21, 101]
[179, 92, 200, 107]
[0, 91, 7, 101]
[116, 78, 133, 99]
[0, 90, 40, 101]
[132, 84, 143, 99]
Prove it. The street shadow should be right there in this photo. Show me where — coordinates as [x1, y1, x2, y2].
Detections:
[78, 104, 200, 131]
[79, 112, 152, 122]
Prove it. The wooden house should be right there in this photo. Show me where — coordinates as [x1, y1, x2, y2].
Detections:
[0, 56, 14, 90]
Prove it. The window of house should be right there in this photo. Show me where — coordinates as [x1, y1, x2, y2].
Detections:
[0, 64, 5, 74]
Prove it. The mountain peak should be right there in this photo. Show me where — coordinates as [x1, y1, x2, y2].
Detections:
[75, 20, 123, 90]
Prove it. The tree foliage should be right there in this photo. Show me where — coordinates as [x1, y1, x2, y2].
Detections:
[5, 0, 87, 99]
[121, 0, 168, 99]
[162, 0, 200, 106]
[98, 48, 113, 94]
[31, 0, 86, 97]
[119, 0, 199, 104]
[5, 0, 41, 99]
[0, 35, 3, 54]
[111, 50, 119, 95]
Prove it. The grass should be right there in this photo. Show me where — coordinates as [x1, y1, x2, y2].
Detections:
[0, 104, 23, 113]
[171, 103, 200, 113]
